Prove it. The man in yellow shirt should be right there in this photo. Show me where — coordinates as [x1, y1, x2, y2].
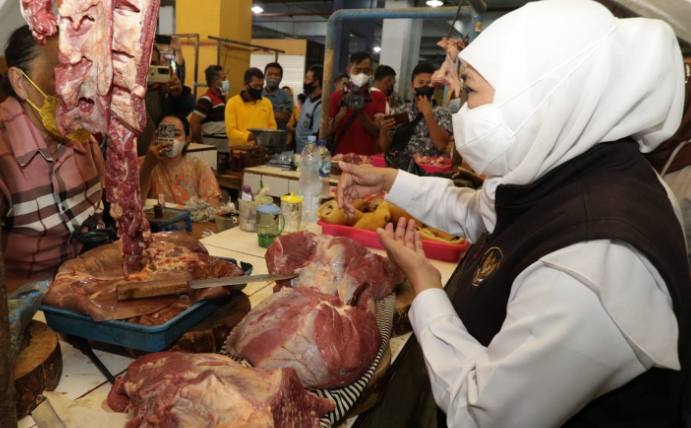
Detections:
[225, 67, 277, 146]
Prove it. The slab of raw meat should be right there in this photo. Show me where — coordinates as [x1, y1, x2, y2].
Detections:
[266, 231, 404, 304]
[20, 0, 58, 44]
[227, 287, 381, 389]
[55, 0, 114, 134]
[108, 352, 335, 428]
[431, 37, 466, 97]
[43, 232, 244, 324]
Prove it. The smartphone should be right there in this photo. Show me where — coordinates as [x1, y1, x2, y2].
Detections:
[148, 65, 171, 84]
[155, 34, 172, 45]
[157, 123, 176, 156]
[384, 112, 410, 125]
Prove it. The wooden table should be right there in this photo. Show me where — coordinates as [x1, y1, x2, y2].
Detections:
[215, 171, 243, 192]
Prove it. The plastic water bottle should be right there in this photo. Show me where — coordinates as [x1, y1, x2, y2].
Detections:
[299, 137, 322, 223]
[318, 140, 331, 203]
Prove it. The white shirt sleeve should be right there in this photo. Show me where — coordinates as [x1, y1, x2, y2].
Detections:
[409, 240, 677, 428]
[385, 170, 486, 242]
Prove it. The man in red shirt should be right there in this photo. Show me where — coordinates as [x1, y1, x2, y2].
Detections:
[328, 52, 386, 156]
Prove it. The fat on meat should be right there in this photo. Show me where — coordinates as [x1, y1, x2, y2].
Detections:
[20, 0, 58, 44]
[227, 287, 381, 389]
[430, 37, 466, 97]
[108, 352, 335, 428]
[266, 231, 404, 304]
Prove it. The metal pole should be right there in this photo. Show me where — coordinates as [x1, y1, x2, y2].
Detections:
[319, 7, 476, 141]
[208, 36, 286, 55]
[0, 227, 18, 428]
[216, 39, 221, 68]
[193, 34, 200, 98]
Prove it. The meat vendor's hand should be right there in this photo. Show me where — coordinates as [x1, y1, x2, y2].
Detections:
[415, 95, 433, 117]
[165, 71, 183, 98]
[337, 162, 397, 216]
[377, 218, 442, 295]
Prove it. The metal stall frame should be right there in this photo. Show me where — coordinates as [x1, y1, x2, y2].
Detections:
[209, 35, 286, 67]
[173, 33, 201, 97]
[318, 6, 480, 142]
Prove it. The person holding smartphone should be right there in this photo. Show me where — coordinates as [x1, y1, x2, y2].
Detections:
[139, 114, 221, 207]
[378, 62, 453, 156]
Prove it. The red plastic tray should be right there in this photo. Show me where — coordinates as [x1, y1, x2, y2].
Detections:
[371, 153, 452, 173]
[318, 221, 468, 263]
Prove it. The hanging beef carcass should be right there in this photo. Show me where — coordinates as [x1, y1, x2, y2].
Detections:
[21, 0, 159, 274]
[107, 352, 335, 428]
[431, 37, 466, 97]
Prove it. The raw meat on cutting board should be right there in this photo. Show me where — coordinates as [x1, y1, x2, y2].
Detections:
[42, 232, 244, 324]
[266, 231, 404, 304]
[227, 287, 381, 389]
[108, 352, 335, 428]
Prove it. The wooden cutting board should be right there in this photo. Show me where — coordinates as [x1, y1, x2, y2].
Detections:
[392, 281, 415, 338]
[14, 320, 62, 418]
[341, 346, 392, 421]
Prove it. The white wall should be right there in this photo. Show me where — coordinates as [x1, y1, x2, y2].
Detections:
[0, 0, 25, 52]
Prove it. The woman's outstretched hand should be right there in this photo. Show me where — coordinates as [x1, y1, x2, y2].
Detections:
[336, 161, 398, 216]
[377, 218, 443, 296]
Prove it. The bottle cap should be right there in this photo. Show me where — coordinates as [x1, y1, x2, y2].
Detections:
[256, 203, 281, 214]
[281, 192, 304, 204]
[308, 136, 317, 142]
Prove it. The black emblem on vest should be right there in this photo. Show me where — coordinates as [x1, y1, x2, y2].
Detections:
[472, 246, 503, 286]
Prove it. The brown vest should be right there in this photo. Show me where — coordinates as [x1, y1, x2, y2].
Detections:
[446, 140, 691, 427]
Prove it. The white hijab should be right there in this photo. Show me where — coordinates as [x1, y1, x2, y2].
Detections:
[456, 0, 685, 232]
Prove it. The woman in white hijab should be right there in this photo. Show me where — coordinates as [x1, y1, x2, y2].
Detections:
[337, 0, 689, 426]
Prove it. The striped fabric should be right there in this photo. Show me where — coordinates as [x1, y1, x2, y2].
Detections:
[221, 293, 395, 427]
[0, 97, 105, 280]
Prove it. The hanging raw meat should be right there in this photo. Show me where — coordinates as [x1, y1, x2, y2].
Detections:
[21, 0, 159, 274]
[431, 37, 466, 97]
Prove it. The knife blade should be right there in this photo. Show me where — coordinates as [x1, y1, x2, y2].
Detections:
[116, 273, 298, 301]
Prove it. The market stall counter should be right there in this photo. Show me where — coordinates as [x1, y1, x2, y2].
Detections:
[16, 224, 458, 428]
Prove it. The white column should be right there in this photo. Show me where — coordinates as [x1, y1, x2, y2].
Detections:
[379, 0, 423, 101]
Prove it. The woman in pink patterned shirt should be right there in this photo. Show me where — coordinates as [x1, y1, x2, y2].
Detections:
[0, 26, 105, 280]
[139, 114, 222, 206]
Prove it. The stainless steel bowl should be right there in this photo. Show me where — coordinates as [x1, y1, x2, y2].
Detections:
[247, 128, 285, 149]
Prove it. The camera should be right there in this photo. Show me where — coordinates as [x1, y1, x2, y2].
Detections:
[341, 82, 371, 109]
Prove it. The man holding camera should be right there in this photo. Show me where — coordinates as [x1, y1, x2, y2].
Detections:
[328, 52, 387, 156]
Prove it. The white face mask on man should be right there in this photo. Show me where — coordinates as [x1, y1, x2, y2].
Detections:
[349, 73, 370, 87]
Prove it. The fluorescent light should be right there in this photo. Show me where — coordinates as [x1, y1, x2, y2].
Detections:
[373, 46, 381, 53]
[426, 0, 443, 6]
[251, 5, 263, 13]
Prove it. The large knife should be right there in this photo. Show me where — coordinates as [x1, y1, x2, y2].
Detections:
[116, 273, 298, 301]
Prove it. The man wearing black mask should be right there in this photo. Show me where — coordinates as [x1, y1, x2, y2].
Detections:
[378, 62, 452, 156]
[225, 67, 277, 147]
[373, 65, 397, 115]
[295, 65, 324, 154]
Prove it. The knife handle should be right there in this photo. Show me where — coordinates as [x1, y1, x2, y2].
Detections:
[117, 279, 189, 301]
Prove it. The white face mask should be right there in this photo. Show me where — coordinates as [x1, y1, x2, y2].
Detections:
[349, 73, 370, 87]
[453, 103, 514, 177]
[169, 139, 186, 158]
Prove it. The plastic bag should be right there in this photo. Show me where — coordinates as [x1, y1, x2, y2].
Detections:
[267, 150, 294, 168]
[383, 152, 427, 176]
[8, 280, 50, 361]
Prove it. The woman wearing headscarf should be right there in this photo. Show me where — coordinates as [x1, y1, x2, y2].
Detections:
[337, 0, 689, 426]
